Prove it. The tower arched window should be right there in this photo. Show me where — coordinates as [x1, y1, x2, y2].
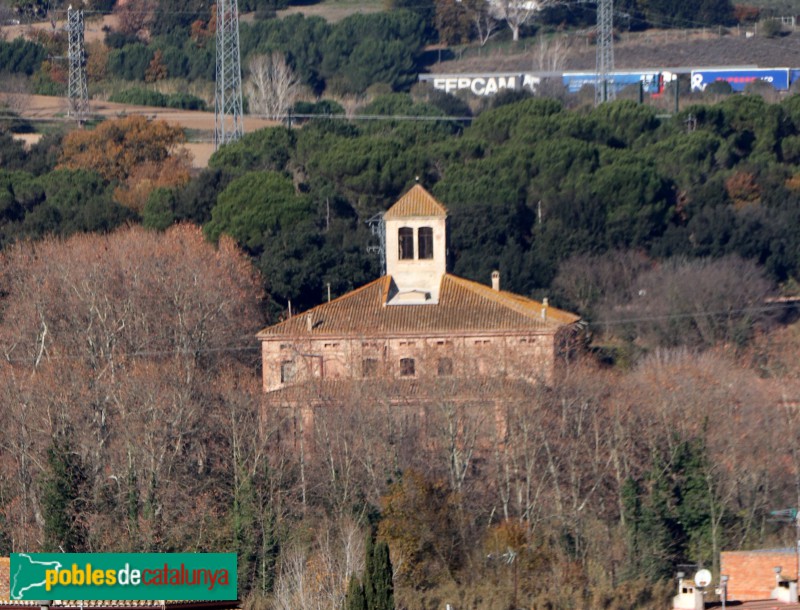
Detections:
[418, 227, 433, 259]
[399, 227, 414, 260]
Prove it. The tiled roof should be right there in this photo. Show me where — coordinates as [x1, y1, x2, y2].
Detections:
[257, 274, 579, 338]
[383, 185, 447, 219]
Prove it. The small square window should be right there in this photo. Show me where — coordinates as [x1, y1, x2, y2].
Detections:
[280, 360, 296, 383]
[400, 358, 416, 377]
[437, 357, 453, 376]
[362, 358, 379, 377]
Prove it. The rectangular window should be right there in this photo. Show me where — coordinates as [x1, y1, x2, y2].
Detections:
[362, 358, 379, 377]
[400, 357, 416, 377]
[280, 360, 296, 383]
[418, 227, 433, 259]
[437, 357, 453, 376]
[399, 227, 414, 260]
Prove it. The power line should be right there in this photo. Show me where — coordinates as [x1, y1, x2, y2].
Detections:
[0, 111, 475, 126]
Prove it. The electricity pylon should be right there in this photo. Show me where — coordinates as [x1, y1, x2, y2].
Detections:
[214, 0, 244, 149]
[595, 0, 615, 105]
[67, 5, 89, 119]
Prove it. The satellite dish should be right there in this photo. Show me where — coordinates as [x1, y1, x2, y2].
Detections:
[695, 569, 713, 588]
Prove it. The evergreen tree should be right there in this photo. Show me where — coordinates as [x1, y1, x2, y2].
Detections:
[260, 508, 279, 594]
[345, 574, 367, 610]
[364, 533, 394, 610]
[620, 477, 642, 579]
[41, 436, 87, 552]
[371, 541, 394, 610]
[233, 470, 259, 596]
[364, 533, 376, 607]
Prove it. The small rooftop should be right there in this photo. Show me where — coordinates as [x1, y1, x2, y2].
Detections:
[257, 274, 579, 338]
[384, 184, 447, 219]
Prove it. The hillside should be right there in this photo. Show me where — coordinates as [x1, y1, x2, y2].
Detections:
[12, 94, 278, 168]
[430, 30, 800, 74]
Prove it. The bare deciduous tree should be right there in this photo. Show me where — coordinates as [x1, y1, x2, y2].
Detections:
[113, 0, 156, 38]
[463, 0, 499, 46]
[600, 255, 777, 349]
[490, 0, 551, 42]
[0, 74, 32, 114]
[533, 35, 571, 72]
[245, 52, 300, 120]
[273, 518, 365, 610]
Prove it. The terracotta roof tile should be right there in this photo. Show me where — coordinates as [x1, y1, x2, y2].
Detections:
[384, 185, 447, 219]
[257, 274, 579, 338]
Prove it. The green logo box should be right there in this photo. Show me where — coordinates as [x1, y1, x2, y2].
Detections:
[10, 553, 237, 601]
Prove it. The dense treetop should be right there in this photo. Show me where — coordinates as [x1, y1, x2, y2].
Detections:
[3, 92, 800, 338]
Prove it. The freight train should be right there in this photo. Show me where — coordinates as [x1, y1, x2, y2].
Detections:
[418, 67, 800, 97]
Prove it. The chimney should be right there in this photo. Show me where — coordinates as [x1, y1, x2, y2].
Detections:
[306, 314, 313, 332]
[491, 270, 500, 291]
[541, 297, 548, 320]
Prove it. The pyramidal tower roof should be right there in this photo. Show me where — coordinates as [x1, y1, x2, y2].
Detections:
[384, 184, 447, 219]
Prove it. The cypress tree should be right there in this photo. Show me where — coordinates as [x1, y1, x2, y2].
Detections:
[345, 574, 367, 610]
[41, 437, 87, 552]
[260, 507, 279, 593]
[364, 533, 377, 608]
[371, 541, 394, 610]
[364, 532, 394, 610]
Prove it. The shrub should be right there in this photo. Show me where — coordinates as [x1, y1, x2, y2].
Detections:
[760, 18, 783, 38]
[109, 88, 207, 110]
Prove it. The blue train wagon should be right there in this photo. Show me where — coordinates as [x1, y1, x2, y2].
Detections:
[562, 71, 662, 94]
[690, 68, 791, 92]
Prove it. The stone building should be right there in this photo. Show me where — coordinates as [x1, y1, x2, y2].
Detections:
[256, 184, 579, 394]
